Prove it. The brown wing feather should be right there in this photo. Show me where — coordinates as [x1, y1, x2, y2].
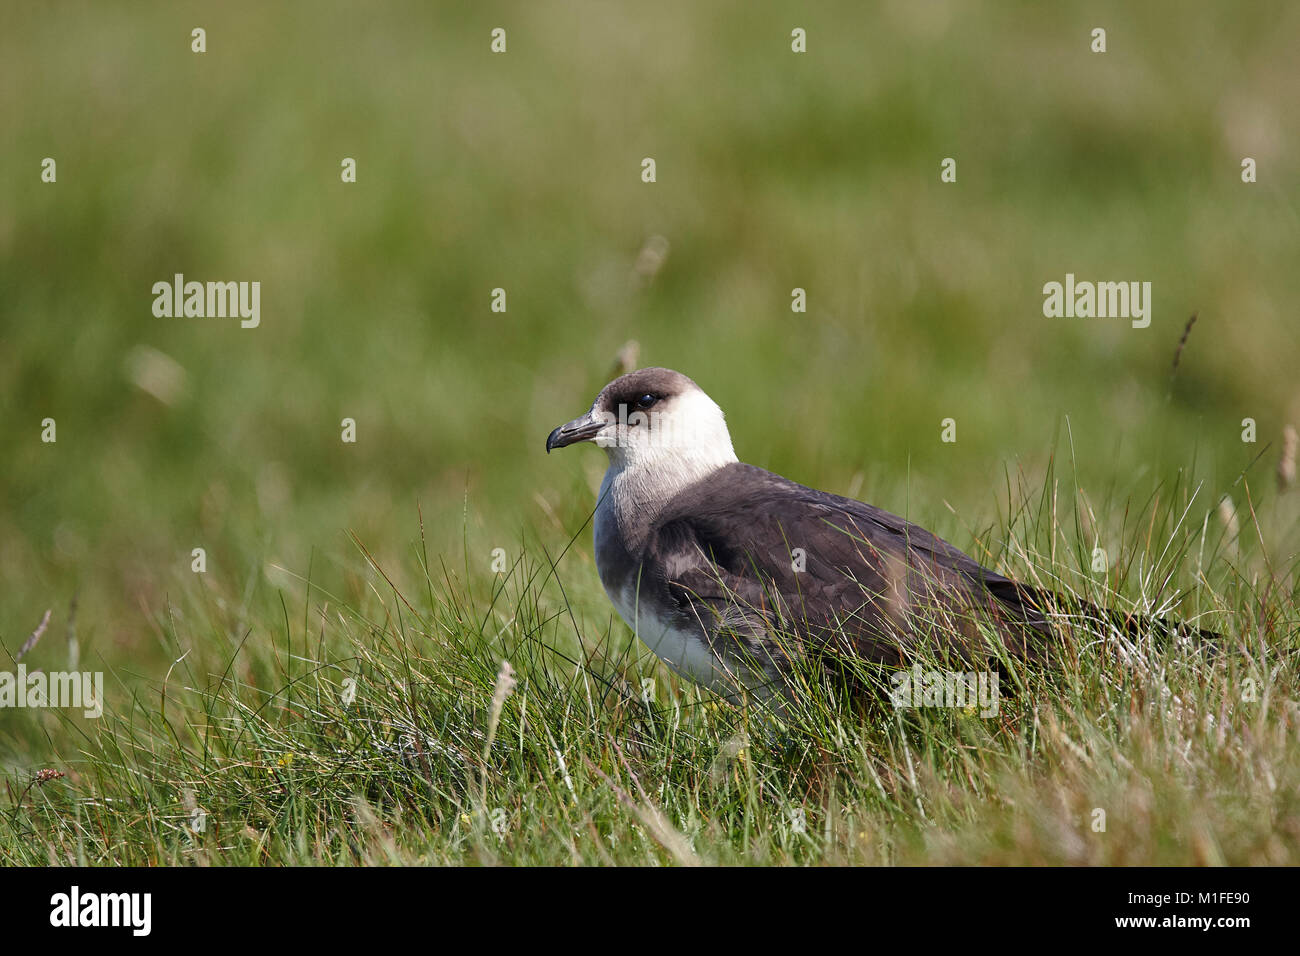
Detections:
[646, 463, 1051, 680]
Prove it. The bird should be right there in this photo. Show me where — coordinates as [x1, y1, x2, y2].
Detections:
[546, 367, 1211, 705]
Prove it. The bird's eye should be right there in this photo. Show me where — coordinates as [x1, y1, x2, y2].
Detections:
[635, 393, 657, 410]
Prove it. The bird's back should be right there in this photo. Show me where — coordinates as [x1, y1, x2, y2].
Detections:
[642, 462, 1051, 682]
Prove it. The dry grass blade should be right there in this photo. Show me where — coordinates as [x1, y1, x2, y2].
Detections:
[15, 609, 52, 663]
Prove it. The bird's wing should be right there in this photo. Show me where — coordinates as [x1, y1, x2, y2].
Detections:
[646, 463, 1050, 673]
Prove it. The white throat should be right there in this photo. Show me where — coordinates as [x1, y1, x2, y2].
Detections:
[595, 387, 738, 550]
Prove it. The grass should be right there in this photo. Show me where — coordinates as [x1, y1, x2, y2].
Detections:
[3, 458, 1297, 865]
[1, 1, 1298, 864]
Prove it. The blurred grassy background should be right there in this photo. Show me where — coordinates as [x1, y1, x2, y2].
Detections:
[1, 1, 1297, 766]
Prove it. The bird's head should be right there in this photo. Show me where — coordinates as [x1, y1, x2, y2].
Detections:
[546, 367, 737, 474]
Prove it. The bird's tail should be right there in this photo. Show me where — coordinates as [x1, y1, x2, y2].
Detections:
[1003, 581, 1223, 653]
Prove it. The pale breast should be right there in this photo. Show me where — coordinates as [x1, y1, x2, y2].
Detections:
[593, 477, 771, 701]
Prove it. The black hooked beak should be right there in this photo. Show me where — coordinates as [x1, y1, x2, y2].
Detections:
[546, 412, 606, 453]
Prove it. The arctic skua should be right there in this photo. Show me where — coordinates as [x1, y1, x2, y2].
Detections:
[546, 367, 1210, 703]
